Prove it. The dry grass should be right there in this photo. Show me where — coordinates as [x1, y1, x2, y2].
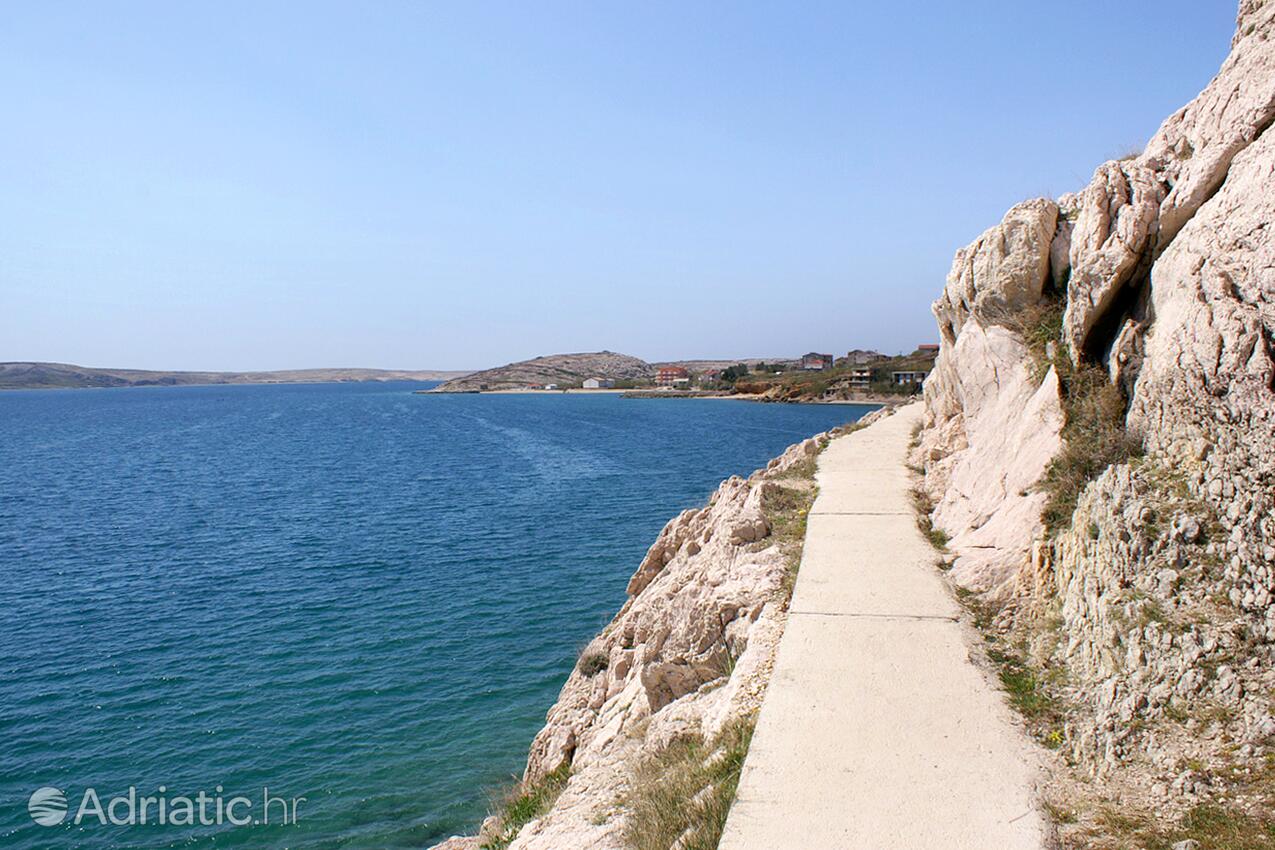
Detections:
[984, 295, 1065, 382]
[1082, 801, 1275, 850]
[911, 486, 949, 550]
[761, 444, 824, 607]
[623, 717, 755, 850]
[1040, 364, 1143, 533]
[578, 649, 610, 677]
[986, 293, 1144, 534]
[1064, 746, 1275, 848]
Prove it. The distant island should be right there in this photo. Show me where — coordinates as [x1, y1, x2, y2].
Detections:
[0, 362, 473, 390]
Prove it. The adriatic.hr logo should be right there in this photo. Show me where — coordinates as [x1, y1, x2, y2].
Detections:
[26, 785, 305, 828]
[27, 787, 67, 826]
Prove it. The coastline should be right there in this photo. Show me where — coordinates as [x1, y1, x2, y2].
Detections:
[418, 386, 911, 406]
[429, 406, 893, 850]
[426, 387, 629, 395]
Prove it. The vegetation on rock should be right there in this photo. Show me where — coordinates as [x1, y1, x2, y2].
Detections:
[480, 762, 572, 850]
[622, 718, 755, 850]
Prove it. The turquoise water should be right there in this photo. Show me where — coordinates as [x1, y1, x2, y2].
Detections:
[0, 382, 872, 849]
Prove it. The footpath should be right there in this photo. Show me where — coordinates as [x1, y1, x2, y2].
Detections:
[719, 403, 1045, 850]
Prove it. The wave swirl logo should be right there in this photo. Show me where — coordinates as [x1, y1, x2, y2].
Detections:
[28, 787, 68, 826]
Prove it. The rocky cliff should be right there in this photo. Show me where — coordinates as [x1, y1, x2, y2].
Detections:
[429, 413, 886, 850]
[914, 2, 1275, 841]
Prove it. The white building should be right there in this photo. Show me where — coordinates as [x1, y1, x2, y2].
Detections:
[891, 371, 927, 386]
[582, 377, 615, 389]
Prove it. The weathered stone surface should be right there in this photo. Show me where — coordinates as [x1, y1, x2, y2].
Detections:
[922, 321, 1063, 593]
[917, 0, 1275, 826]
[919, 192, 1067, 594]
[1063, 161, 1164, 360]
[1146, 0, 1275, 246]
[936, 198, 1058, 342]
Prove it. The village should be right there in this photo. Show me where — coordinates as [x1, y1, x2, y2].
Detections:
[518, 344, 940, 399]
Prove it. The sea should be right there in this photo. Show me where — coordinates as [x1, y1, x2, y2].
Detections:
[0, 382, 873, 849]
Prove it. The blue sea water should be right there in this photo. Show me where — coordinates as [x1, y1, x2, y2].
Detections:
[0, 382, 872, 849]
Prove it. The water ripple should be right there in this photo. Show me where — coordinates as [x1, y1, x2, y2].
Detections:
[0, 382, 870, 849]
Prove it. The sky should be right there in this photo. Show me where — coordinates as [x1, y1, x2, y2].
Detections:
[0, 2, 1238, 371]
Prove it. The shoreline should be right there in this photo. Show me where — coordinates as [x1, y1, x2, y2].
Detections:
[419, 387, 913, 406]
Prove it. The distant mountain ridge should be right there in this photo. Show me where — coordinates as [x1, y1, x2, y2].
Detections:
[0, 362, 471, 390]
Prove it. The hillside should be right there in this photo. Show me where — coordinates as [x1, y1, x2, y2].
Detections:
[0, 362, 470, 390]
[654, 357, 797, 373]
[730, 350, 935, 401]
[432, 351, 653, 391]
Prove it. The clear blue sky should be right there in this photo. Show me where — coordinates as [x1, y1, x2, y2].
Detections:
[0, 2, 1236, 370]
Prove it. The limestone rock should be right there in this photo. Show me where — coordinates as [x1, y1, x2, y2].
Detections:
[936, 198, 1058, 341]
[917, 0, 1275, 818]
[922, 321, 1063, 593]
[1063, 161, 1164, 360]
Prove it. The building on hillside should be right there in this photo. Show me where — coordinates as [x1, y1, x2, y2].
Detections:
[801, 352, 835, 371]
[656, 366, 690, 386]
[915, 344, 940, 359]
[699, 369, 721, 384]
[582, 377, 615, 389]
[892, 370, 928, 386]
[845, 349, 886, 366]
[848, 368, 873, 391]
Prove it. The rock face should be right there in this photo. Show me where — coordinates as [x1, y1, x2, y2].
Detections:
[427, 413, 889, 850]
[916, 0, 1275, 823]
[433, 351, 654, 391]
[920, 196, 1066, 594]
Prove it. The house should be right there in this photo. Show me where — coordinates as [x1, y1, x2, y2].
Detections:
[915, 344, 940, 360]
[656, 366, 690, 386]
[848, 368, 873, 390]
[845, 349, 885, 366]
[800, 352, 835, 371]
[699, 369, 721, 384]
[582, 377, 615, 389]
[544, 383, 559, 390]
[892, 371, 928, 386]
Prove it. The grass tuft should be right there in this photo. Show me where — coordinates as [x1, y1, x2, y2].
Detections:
[911, 487, 949, 551]
[985, 295, 1065, 382]
[1092, 802, 1275, 850]
[1039, 364, 1143, 534]
[480, 762, 572, 850]
[761, 443, 824, 606]
[986, 647, 1060, 723]
[578, 650, 610, 677]
[623, 717, 755, 850]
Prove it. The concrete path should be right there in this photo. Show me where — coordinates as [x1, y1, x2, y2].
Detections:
[719, 403, 1045, 850]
